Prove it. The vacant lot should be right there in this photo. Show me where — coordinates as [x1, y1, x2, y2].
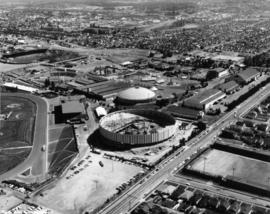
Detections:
[190, 149, 270, 186]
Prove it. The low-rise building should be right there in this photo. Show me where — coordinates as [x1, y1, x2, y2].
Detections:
[183, 89, 226, 110]
[236, 68, 260, 85]
[165, 106, 204, 120]
[218, 80, 240, 94]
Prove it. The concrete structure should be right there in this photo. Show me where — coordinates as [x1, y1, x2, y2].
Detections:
[184, 89, 226, 110]
[116, 86, 156, 105]
[95, 106, 107, 118]
[2, 82, 38, 93]
[99, 109, 176, 147]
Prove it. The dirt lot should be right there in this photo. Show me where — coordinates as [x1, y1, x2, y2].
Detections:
[36, 153, 142, 214]
[0, 188, 22, 212]
[190, 149, 270, 186]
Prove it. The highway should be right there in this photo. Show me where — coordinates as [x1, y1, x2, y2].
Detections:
[99, 82, 270, 214]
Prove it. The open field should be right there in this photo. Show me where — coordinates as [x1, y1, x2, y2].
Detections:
[53, 46, 149, 64]
[0, 188, 22, 212]
[189, 149, 270, 187]
[37, 153, 142, 214]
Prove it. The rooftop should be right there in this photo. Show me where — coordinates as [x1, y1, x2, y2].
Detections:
[62, 101, 85, 114]
[187, 89, 225, 105]
[219, 80, 239, 91]
[237, 68, 259, 81]
[117, 86, 155, 101]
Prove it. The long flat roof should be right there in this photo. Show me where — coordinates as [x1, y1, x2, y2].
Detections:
[191, 89, 225, 104]
[166, 106, 201, 117]
[219, 80, 239, 91]
[62, 101, 84, 114]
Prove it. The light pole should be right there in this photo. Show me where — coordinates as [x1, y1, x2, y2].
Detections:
[232, 167, 236, 178]
[203, 157, 207, 173]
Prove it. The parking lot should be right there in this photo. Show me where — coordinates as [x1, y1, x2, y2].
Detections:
[36, 152, 142, 214]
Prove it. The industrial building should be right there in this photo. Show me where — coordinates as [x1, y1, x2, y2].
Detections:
[99, 109, 176, 147]
[54, 99, 86, 124]
[84, 80, 131, 100]
[115, 86, 156, 106]
[236, 68, 260, 85]
[218, 80, 240, 94]
[183, 89, 226, 110]
[165, 106, 204, 120]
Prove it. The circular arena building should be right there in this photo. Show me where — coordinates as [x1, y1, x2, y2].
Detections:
[116, 86, 156, 105]
[99, 109, 177, 147]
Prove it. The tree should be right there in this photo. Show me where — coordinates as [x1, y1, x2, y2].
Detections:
[44, 78, 50, 88]
[197, 121, 206, 131]
[206, 70, 218, 81]
[50, 81, 55, 90]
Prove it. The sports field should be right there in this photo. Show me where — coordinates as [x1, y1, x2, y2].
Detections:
[189, 149, 270, 187]
[0, 94, 36, 175]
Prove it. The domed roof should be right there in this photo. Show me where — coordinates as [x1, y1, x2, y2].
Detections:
[117, 86, 155, 102]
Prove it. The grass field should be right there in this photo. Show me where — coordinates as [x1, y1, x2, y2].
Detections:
[0, 95, 36, 175]
[189, 149, 270, 186]
[0, 148, 32, 175]
[3, 49, 80, 64]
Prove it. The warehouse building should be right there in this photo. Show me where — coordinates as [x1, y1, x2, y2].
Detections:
[77, 80, 131, 100]
[183, 89, 226, 110]
[236, 68, 260, 85]
[218, 80, 240, 94]
[54, 100, 86, 124]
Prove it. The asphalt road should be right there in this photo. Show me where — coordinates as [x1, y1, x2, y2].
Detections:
[0, 93, 48, 181]
[99, 83, 270, 214]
